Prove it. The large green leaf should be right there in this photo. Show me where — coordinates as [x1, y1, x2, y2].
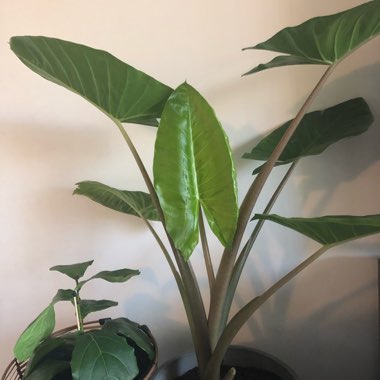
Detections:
[14, 305, 56, 361]
[74, 181, 160, 221]
[153, 82, 238, 259]
[243, 98, 373, 174]
[253, 214, 380, 245]
[10, 36, 173, 126]
[24, 334, 77, 377]
[78, 299, 118, 319]
[244, 1, 380, 74]
[102, 318, 155, 360]
[24, 359, 70, 380]
[71, 330, 138, 380]
[50, 260, 94, 281]
[24, 337, 65, 377]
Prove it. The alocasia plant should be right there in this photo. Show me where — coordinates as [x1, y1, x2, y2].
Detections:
[10, 1, 380, 379]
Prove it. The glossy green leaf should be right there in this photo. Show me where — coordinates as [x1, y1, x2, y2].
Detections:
[78, 299, 118, 319]
[10, 36, 173, 126]
[14, 305, 56, 361]
[244, 1, 380, 74]
[50, 260, 93, 280]
[253, 214, 380, 245]
[243, 98, 373, 174]
[52, 289, 76, 303]
[74, 181, 160, 221]
[71, 330, 138, 380]
[103, 318, 155, 360]
[153, 82, 238, 259]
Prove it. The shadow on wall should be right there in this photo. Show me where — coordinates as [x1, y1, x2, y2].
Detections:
[123, 290, 194, 365]
[294, 64, 380, 215]
[0, 120, 150, 185]
[1, 121, 152, 257]
[116, 256, 379, 377]
[230, 62, 380, 230]
[235, 256, 378, 380]
[120, 263, 195, 362]
[233, 62, 380, 177]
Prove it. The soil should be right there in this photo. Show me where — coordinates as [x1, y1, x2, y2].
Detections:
[174, 365, 283, 380]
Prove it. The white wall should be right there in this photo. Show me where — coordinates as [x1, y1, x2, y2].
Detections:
[1, 1, 379, 379]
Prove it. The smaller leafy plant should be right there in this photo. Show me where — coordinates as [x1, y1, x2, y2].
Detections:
[13, 260, 155, 380]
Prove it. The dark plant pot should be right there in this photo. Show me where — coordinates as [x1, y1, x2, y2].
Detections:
[153, 346, 298, 380]
[2, 320, 158, 380]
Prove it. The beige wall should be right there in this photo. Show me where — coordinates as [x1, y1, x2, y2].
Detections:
[1, 1, 379, 379]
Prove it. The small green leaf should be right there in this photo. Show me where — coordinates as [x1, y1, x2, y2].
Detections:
[90, 268, 140, 283]
[154, 82, 238, 259]
[50, 260, 94, 280]
[78, 299, 118, 319]
[52, 289, 76, 303]
[244, 1, 380, 74]
[74, 181, 160, 221]
[10, 36, 173, 126]
[78, 268, 140, 291]
[71, 330, 139, 380]
[14, 305, 56, 361]
[103, 318, 155, 360]
[253, 214, 380, 245]
[243, 98, 373, 174]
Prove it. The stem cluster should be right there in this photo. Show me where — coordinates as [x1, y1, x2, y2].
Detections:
[116, 65, 338, 380]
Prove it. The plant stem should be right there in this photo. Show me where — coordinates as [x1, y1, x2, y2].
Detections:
[178, 257, 212, 375]
[114, 120, 211, 372]
[143, 219, 207, 363]
[207, 244, 333, 376]
[237, 64, 335, 250]
[222, 367, 236, 380]
[144, 219, 183, 290]
[199, 210, 215, 291]
[73, 287, 83, 332]
[219, 161, 298, 330]
[208, 64, 336, 348]
[114, 120, 164, 221]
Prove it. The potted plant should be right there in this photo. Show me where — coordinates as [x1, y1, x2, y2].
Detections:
[8, 1, 380, 379]
[4, 260, 157, 380]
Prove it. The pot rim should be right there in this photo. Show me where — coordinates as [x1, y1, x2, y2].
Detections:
[154, 345, 298, 380]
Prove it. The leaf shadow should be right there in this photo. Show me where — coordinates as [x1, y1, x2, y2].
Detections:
[242, 256, 379, 380]
[232, 62, 380, 195]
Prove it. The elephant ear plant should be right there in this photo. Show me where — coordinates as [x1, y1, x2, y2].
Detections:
[13, 261, 155, 380]
[9, 1, 380, 379]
